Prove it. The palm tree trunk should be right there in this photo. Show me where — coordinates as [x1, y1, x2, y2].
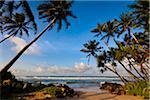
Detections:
[103, 40, 111, 50]
[127, 58, 146, 80]
[104, 65, 128, 84]
[118, 61, 140, 81]
[102, 39, 129, 84]
[128, 28, 139, 43]
[140, 63, 149, 80]
[111, 37, 142, 81]
[0, 33, 15, 43]
[145, 63, 150, 69]
[0, 18, 56, 74]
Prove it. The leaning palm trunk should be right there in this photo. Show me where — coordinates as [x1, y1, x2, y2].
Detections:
[140, 63, 149, 80]
[0, 33, 15, 43]
[127, 58, 146, 80]
[101, 39, 128, 84]
[0, 18, 56, 74]
[104, 65, 128, 84]
[103, 40, 111, 50]
[128, 28, 139, 43]
[118, 61, 140, 81]
[112, 37, 141, 81]
[130, 31, 139, 43]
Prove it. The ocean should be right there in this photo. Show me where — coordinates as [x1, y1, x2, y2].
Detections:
[16, 76, 122, 88]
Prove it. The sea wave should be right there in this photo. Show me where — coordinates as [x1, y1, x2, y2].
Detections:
[16, 76, 120, 80]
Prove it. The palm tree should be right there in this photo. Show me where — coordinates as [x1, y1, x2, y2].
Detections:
[80, 40, 102, 63]
[0, 1, 76, 74]
[96, 50, 128, 84]
[1, 1, 14, 17]
[0, 13, 34, 43]
[128, 0, 149, 32]
[91, 21, 114, 42]
[0, 0, 37, 42]
[118, 13, 139, 43]
[80, 40, 128, 84]
[91, 19, 119, 49]
[91, 20, 142, 81]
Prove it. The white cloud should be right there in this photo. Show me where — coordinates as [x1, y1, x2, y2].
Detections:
[8, 35, 41, 55]
[35, 62, 90, 74]
[11, 62, 91, 76]
[74, 62, 90, 72]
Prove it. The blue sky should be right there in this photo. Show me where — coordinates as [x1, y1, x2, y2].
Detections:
[0, 1, 133, 76]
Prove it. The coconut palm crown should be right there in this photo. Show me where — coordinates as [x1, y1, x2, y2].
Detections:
[0, 0, 77, 74]
[2, 13, 33, 37]
[37, 0, 77, 31]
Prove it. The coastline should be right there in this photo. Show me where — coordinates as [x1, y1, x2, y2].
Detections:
[72, 86, 143, 100]
[11, 86, 144, 100]
[71, 91, 144, 100]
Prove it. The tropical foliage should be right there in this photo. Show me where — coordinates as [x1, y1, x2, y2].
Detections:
[0, 0, 37, 43]
[0, 0, 76, 74]
[81, 0, 149, 84]
[125, 80, 150, 99]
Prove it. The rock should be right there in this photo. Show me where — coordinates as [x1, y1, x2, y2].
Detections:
[100, 82, 125, 95]
[2, 79, 12, 86]
[13, 81, 24, 93]
[47, 83, 55, 87]
[56, 84, 75, 97]
[45, 94, 52, 99]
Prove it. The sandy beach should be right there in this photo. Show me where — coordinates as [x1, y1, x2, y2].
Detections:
[71, 92, 143, 100]
[16, 86, 143, 100]
[71, 87, 144, 100]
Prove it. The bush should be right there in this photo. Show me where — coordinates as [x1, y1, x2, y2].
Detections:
[41, 87, 63, 97]
[125, 80, 150, 99]
[0, 71, 15, 81]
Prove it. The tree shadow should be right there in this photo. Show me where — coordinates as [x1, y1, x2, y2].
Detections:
[78, 92, 118, 100]
[101, 95, 118, 100]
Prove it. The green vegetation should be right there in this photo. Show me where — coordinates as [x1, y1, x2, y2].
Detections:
[0, 0, 149, 98]
[81, 0, 149, 97]
[81, 0, 149, 83]
[0, 1, 76, 74]
[41, 87, 63, 97]
[125, 81, 150, 99]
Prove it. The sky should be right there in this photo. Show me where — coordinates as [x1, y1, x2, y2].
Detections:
[0, 1, 133, 76]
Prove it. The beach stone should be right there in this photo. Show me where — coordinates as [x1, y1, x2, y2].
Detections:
[100, 82, 125, 95]
[45, 94, 52, 99]
[2, 79, 12, 86]
[47, 83, 55, 87]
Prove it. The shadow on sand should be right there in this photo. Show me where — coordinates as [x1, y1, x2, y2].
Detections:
[78, 92, 118, 100]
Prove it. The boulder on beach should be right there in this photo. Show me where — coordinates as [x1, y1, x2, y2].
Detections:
[100, 82, 125, 95]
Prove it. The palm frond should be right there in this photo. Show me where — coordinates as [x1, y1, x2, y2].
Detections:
[21, 0, 37, 33]
[37, 0, 76, 31]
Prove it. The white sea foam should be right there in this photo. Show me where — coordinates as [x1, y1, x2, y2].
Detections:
[16, 76, 120, 81]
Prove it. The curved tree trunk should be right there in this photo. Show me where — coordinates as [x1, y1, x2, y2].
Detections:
[103, 40, 111, 50]
[102, 39, 128, 84]
[0, 33, 15, 43]
[118, 61, 140, 81]
[0, 18, 56, 74]
[145, 63, 150, 69]
[128, 28, 139, 43]
[140, 63, 149, 80]
[127, 59, 146, 80]
[104, 65, 128, 84]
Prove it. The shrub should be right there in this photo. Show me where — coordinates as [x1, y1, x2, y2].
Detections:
[125, 80, 150, 99]
[41, 87, 63, 97]
[0, 71, 15, 81]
